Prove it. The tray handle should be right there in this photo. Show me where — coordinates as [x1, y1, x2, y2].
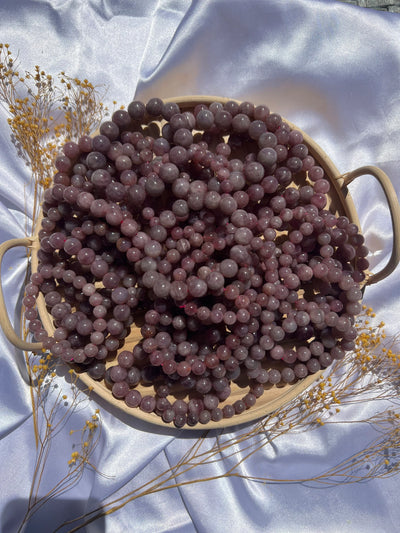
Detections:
[0, 237, 43, 352]
[341, 165, 400, 285]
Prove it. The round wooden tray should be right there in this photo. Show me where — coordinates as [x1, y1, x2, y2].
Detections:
[1, 95, 400, 430]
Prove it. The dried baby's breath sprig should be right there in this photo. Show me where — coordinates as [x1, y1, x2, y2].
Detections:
[17, 349, 103, 533]
[59, 73, 107, 142]
[0, 44, 107, 231]
[67, 410, 102, 470]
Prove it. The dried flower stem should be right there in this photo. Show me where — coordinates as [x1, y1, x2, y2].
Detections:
[16, 354, 102, 533]
[0, 44, 107, 231]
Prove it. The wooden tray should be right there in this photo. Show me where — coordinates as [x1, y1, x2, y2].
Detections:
[1, 95, 399, 430]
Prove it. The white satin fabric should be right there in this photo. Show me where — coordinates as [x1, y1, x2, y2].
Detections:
[1, 1, 400, 531]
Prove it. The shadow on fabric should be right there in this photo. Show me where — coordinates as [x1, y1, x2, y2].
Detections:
[1, 498, 106, 532]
